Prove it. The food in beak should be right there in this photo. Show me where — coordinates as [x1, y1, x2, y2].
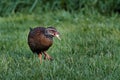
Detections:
[55, 34, 61, 40]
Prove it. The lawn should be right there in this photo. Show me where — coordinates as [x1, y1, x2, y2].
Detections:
[0, 11, 120, 80]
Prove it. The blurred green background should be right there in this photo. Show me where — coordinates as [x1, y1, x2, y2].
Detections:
[0, 0, 120, 80]
[0, 0, 120, 16]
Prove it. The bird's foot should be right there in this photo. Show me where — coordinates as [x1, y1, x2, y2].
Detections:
[44, 55, 53, 61]
[43, 52, 53, 61]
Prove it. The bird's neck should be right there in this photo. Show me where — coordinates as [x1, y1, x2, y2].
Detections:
[45, 35, 54, 40]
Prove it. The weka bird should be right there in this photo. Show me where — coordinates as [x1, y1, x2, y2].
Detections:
[28, 27, 60, 63]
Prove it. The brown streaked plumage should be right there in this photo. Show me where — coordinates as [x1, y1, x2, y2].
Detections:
[28, 27, 60, 63]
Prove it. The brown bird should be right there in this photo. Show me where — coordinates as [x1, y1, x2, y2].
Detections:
[28, 27, 60, 63]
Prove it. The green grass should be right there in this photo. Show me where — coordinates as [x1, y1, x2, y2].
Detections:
[0, 11, 120, 80]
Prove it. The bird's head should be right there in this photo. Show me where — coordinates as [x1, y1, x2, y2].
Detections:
[45, 27, 61, 40]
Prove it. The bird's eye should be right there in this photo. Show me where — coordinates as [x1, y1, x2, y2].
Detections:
[53, 33, 56, 36]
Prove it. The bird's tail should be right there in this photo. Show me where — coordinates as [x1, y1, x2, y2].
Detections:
[29, 27, 33, 31]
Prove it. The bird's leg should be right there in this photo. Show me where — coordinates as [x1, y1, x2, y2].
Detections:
[43, 51, 53, 61]
[38, 53, 42, 63]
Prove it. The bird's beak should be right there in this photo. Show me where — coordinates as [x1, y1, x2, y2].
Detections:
[55, 34, 61, 40]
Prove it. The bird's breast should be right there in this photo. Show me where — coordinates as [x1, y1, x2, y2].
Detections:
[39, 35, 53, 47]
